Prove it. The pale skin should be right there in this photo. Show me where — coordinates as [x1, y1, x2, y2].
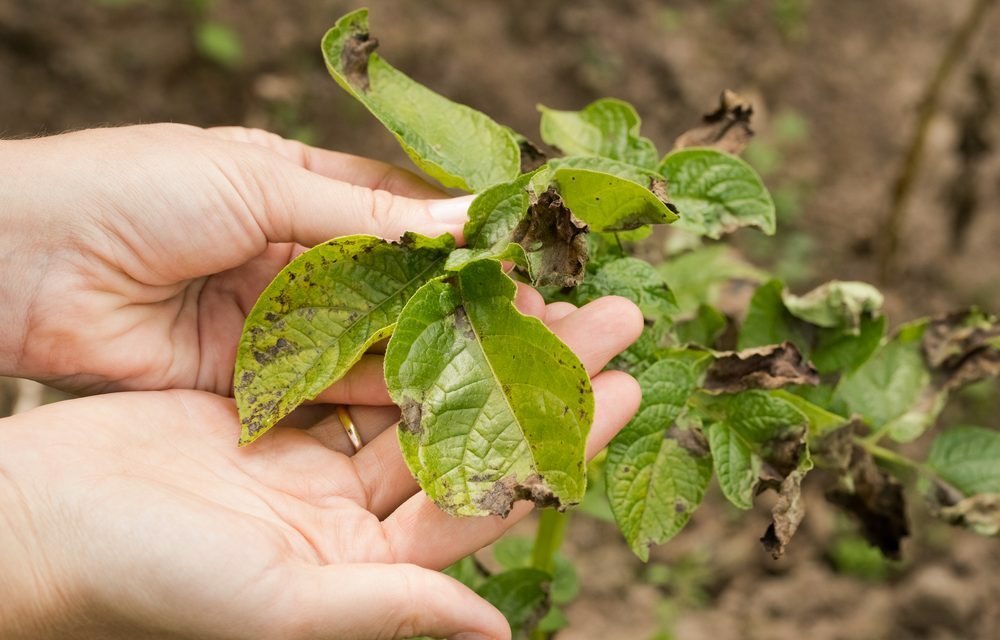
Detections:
[0, 125, 644, 639]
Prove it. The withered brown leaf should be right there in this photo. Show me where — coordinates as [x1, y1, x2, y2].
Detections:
[703, 342, 820, 394]
[673, 89, 755, 155]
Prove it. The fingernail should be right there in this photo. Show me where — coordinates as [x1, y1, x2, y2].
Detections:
[428, 195, 475, 225]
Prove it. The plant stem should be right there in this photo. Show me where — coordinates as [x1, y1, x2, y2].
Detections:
[530, 509, 570, 640]
[613, 232, 626, 257]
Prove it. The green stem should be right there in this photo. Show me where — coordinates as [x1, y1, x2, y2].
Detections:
[613, 232, 626, 257]
[530, 509, 570, 640]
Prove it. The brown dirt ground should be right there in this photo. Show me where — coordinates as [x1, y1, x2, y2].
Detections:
[2, 1, 999, 638]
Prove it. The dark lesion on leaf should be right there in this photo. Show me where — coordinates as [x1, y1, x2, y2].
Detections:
[760, 467, 807, 559]
[399, 399, 424, 436]
[665, 422, 710, 457]
[673, 89, 755, 155]
[703, 342, 820, 393]
[518, 137, 548, 173]
[825, 440, 910, 559]
[649, 177, 680, 216]
[921, 308, 1000, 390]
[512, 186, 589, 287]
[341, 32, 379, 91]
[477, 473, 563, 518]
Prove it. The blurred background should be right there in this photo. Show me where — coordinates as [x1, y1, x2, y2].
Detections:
[1, 1, 998, 638]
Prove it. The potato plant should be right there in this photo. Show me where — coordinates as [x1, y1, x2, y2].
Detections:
[232, 8, 1000, 637]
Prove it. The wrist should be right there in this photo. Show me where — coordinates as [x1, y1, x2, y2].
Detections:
[0, 417, 76, 639]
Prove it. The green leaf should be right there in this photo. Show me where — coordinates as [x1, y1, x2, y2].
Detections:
[385, 260, 593, 517]
[322, 10, 520, 191]
[492, 537, 580, 604]
[738, 280, 813, 350]
[927, 426, 1000, 496]
[698, 391, 808, 509]
[552, 167, 679, 231]
[782, 281, 884, 331]
[660, 245, 768, 315]
[769, 389, 847, 438]
[810, 314, 886, 374]
[674, 303, 727, 347]
[576, 257, 677, 320]
[196, 22, 243, 69]
[835, 325, 943, 442]
[658, 148, 775, 239]
[442, 556, 488, 590]
[606, 352, 714, 560]
[234, 233, 453, 445]
[475, 568, 551, 639]
[538, 98, 659, 169]
[548, 155, 662, 185]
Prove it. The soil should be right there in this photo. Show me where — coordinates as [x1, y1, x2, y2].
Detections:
[2, 1, 999, 638]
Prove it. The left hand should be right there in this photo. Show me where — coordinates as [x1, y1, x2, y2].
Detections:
[0, 124, 471, 394]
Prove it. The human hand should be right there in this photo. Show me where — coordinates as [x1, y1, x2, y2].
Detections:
[0, 295, 642, 640]
[0, 124, 469, 394]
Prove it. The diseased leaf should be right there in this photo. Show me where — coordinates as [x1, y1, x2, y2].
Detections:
[552, 167, 679, 231]
[606, 352, 714, 560]
[576, 257, 677, 320]
[507, 129, 548, 173]
[826, 443, 909, 558]
[512, 186, 589, 287]
[760, 461, 810, 559]
[234, 233, 453, 445]
[698, 391, 809, 510]
[658, 148, 775, 239]
[741, 280, 885, 375]
[322, 9, 520, 191]
[673, 89, 754, 155]
[475, 568, 551, 639]
[782, 281, 884, 332]
[934, 494, 1000, 536]
[385, 260, 593, 517]
[548, 155, 662, 186]
[539, 98, 659, 169]
[703, 342, 819, 394]
[927, 425, 1000, 496]
[921, 309, 1000, 390]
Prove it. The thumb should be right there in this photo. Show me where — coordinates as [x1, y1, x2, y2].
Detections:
[282, 563, 511, 640]
[249, 157, 473, 245]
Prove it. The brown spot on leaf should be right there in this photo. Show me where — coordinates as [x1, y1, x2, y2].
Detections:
[812, 419, 864, 471]
[703, 342, 819, 393]
[649, 178, 680, 216]
[512, 186, 589, 287]
[341, 33, 379, 91]
[933, 493, 1000, 536]
[453, 305, 476, 341]
[518, 137, 548, 173]
[673, 89, 754, 155]
[921, 309, 1000, 390]
[477, 473, 562, 518]
[761, 468, 807, 559]
[826, 444, 909, 559]
[665, 422, 710, 457]
[399, 399, 424, 436]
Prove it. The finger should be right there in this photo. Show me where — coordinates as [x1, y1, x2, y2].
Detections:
[283, 563, 510, 640]
[352, 296, 643, 517]
[544, 301, 577, 323]
[206, 126, 447, 198]
[546, 296, 643, 376]
[381, 370, 641, 570]
[308, 355, 392, 406]
[224, 144, 473, 245]
[514, 281, 546, 319]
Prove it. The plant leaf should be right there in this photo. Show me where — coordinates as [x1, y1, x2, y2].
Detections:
[385, 260, 593, 517]
[921, 308, 1000, 390]
[552, 167, 679, 231]
[698, 391, 809, 510]
[703, 342, 819, 394]
[492, 537, 580, 604]
[673, 89, 755, 155]
[606, 352, 714, 560]
[234, 233, 453, 445]
[475, 568, 552, 639]
[927, 425, 1000, 496]
[660, 245, 768, 315]
[782, 281, 884, 332]
[576, 257, 677, 320]
[674, 303, 728, 347]
[322, 9, 520, 191]
[658, 148, 775, 239]
[538, 98, 659, 169]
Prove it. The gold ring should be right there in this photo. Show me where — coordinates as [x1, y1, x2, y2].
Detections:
[337, 405, 363, 453]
